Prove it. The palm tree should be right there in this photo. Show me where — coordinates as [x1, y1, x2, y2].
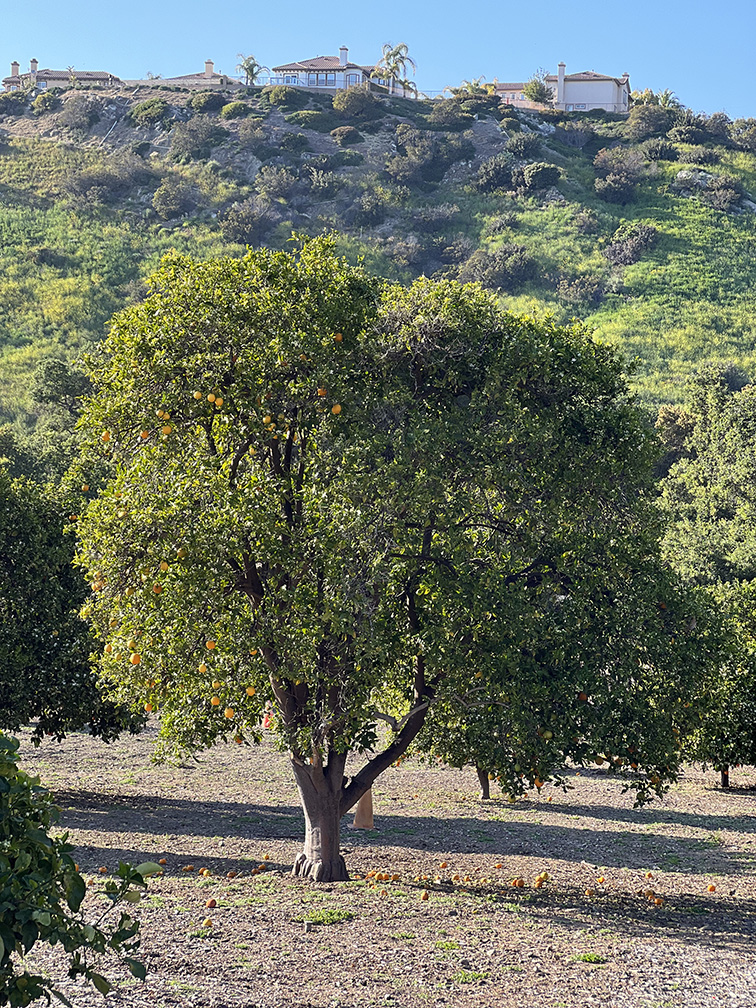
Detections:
[371, 42, 416, 97]
[444, 77, 488, 97]
[236, 53, 269, 87]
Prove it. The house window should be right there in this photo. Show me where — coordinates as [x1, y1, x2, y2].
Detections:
[326, 73, 335, 86]
[38, 81, 47, 89]
[575, 103, 586, 109]
[347, 73, 360, 87]
[308, 73, 317, 87]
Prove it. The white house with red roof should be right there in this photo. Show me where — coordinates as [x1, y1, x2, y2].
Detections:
[496, 63, 630, 113]
[269, 47, 391, 92]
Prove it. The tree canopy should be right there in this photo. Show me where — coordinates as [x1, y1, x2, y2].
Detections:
[76, 238, 716, 880]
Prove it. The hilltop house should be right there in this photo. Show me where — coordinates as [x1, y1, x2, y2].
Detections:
[124, 60, 239, 90]
[496, 63, 630, 113]
[269, 47, 392, 93]
[3, 59, 120, 91]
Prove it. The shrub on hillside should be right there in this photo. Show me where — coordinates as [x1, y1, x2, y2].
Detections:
[499, 116, 521, 133]
[667, 124, 709, 145]
[130, 97, 171, 128]
[238, 121, 277, 159]
[517, 161, 561, 192]
[626, 104, 673, 141]
[386, 126, 474, 186]
[260, 85, 308, 111]
[474, 152, 514, 192]
[684, 145, 720, 165]
[170, 117, 229, 161]
[219, 198, 275, 244]
[641, 138, 679, 161]
[506, 133, 542, 158]
[32, 90, 60, 115]
[700, 174, 743, 211]
[483, 212, 519, 235]
[595, 172, 638, 204]
[330, 125, 363, 147]
[593, 147, 645, 204]
[457, 243, 538, 289]
[426, 100, 474, 130]
[279, 131, 311, 153]
[189, 90, 228, 113]
[602, 223, 658, 266]
[0, 90, 28, 115]
[555, 272, 604, 308]
[285, 109, 337, 132]
[255, 165, 299, 201]
[152, 177, 196, 218]
[58, 94, 101, 133]
[411, 203, 461, 232]
[345, 190, 389, 226]
[332, 87, 378, 121]
[729, 118, 756, 152]
[220, 101, 253, 119]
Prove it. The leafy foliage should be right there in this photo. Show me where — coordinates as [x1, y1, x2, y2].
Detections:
[0, 733, 154, 1005]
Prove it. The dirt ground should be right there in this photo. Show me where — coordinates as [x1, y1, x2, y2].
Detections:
[15, 725, 756, 1008]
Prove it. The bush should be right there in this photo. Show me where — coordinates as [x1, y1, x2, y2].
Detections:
[152, 177, 196, 218]
[170, 117, 229, 161]
[667, 124, 709, 145]
[219, 198, 275, 244]
[130, 97, 171, 128]
[700, 174, 743, 211]
[425, 100, 474, 130]
[626, 104, 673, 141]
[279, 131, 311, 154]
[730, 118, 756, 153]
[499, 116, 521, 133]
[0, 90, 28, 115]
[220, 101, 252, 119]
[0, 733, 157, 1004]
[332, 87, 378, 121]
[684, 145, 720, 165]
[555, 273, 604, 308]
[57, 95, 101, 132]
[519, 161, 561, 191]
[32, 90, 60, 115]
[238, 121, 277, 160]
[506, 133, 542, 159]
[346, 190, 389, 226]
[483, 212, 519, 235]
[457, 243, 538, 289]
[260, 85, 308, 110]
[595, 172, 638, 204]
[255, 165, 299, 201]
[386, 126, 474, 186]
[641, 138, 679, 161]
[330, 125, 363, 147]
[602, 223, 658, 266]
[189, 91, 228, 113]
[285, 109, 337, 132]
[474, 153, 514, 192]
[411, 203, 461, 232]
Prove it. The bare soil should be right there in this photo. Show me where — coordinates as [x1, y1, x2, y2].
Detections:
[16, 726, 756, 1008]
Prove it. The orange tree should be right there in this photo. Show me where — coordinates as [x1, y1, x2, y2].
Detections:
[75, 238, 712, 880]
[0, 466, 142, 742]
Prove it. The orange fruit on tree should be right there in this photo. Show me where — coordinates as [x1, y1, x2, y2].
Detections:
[246, 686, 256, 696]
[331, 404, 341, 414]
[210, 696, 221, 706]
[206, 640, 216, 650]
[317, 388, 327, 397]
[207, 394, 216, 402]
[224, 708, 235, 719]
[215, 398, 224, 408]
[152, 584, 163, 594]
[101, 431, 111, 442]
[161, 425, 172, 436]
[334, 333, 343, 342]
[130, 654, 141, 665]
[212, 680, 222, 690]
[140, 430, 150, 439]
[193, 391, 203, 400]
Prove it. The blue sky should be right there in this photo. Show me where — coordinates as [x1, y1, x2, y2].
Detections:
[3, 0, 753, 118]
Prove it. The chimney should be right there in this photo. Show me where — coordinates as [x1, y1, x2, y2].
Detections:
[204, 59, 214, 78]
[30, 58, 39, 77]
[339, 46, 348, 67]
[10, 61, 19, 77]
[557, 62, 566, 105]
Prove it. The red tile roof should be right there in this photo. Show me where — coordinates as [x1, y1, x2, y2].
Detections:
[545, 70, 629, 86]
[271, 55, 375, 73]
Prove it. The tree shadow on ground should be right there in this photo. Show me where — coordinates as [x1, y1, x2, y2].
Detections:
[53, 789, 753, 877]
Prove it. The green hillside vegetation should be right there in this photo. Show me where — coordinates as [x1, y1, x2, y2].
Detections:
[1, 82, 756, 431]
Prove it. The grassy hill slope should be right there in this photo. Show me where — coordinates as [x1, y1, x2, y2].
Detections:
[1, 82, 755, 425]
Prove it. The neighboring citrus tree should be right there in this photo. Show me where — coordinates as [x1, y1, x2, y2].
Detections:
[0, 467, 142, 742]
[75, 238, 714, 881]
[0, 733, 154, 1005]
[660, 363, 756, 784]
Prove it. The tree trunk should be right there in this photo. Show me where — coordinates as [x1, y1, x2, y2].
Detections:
[476, 765, 491, 800]
[349, 788, 374, 829]
[720, 765, 730, 789]
[291, 756, 349, 882]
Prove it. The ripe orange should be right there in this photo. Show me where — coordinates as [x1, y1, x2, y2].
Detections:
[158, 858, 167, 865]
[206, 640, 216, 650]
[212, 680, 222, 690]
[653, 897, 664, 906]
[707, 884, 716, 892]
[152, 584, 163, 594]
[199, 663, 207, 673]
[210, 696, 221, 706]
[317, 388, 327, 396]
[160, 561, 169, 571]
[420, 890, 429, 901]
[578, 691, 588, 701]
[104, 643, 113, 654]
[193, 391, 203, 400]
[140, 430, 150, 439]
[98, 866, 108, 874]
[597, 876, 605, 884]
[101, 431, 111, 442]
[206, 898, 217, 908]
[246, 686, 256, 696]
[331, 404, 342, 415]
[177, 547, 188, 559]
[202, 918, 213, 927]
[130, 654, 141, 665]
[81, 484, 89, 492]
[215, 398, 224, 408]
[144, 703, 153, 713]
[207, 394, 216, 402]
[161, 425, 172, 436]
[182, 865, 194, 872]
[334, 333, 343, 342]
[585, 888, 595, 896]
[439, 861, 448, 869]
[224, 708, 235, 719]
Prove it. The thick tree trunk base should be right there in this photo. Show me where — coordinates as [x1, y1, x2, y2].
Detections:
[476, 765, 491, 801]
[292, 852, 349, 882]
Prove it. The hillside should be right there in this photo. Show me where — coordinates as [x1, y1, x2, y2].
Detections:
[1, 81, 756, 426]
